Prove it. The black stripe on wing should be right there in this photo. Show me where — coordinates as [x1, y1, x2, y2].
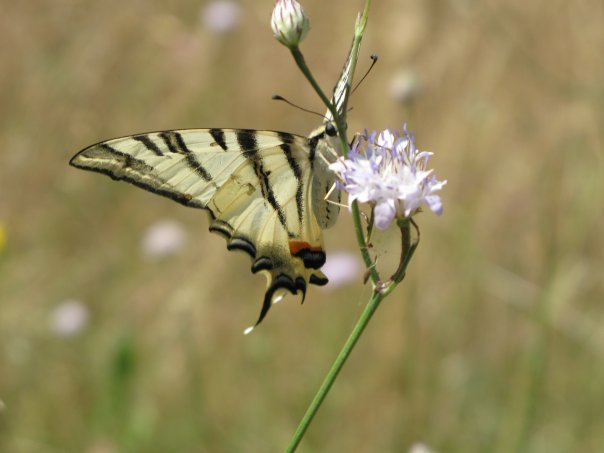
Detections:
[133, 134, 164, 156]
[209, 220, 272, 274]
[277, 132, 305, 225]
[69, 143, 206, 210]
[209, 128, 228, 151]
[237, 130, 290, 234]
[159, 131, 213, 181]
[307, 133, 321, 169]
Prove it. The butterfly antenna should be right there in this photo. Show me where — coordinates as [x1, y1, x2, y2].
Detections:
[351, 54, 378, 95]
[272, 95, 325, 120]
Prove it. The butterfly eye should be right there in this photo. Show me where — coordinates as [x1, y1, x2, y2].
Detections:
[325, 123, 337, 137]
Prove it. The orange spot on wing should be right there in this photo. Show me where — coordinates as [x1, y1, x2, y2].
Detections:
[289, 240, 323, 255]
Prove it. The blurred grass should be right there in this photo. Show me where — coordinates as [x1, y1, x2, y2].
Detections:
[1, 0, 604, 451]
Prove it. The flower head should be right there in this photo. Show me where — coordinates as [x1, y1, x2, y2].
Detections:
[329, 125, 446, 230]
[50, 300, 90, 337]
[271, 0, 310, 48]
[141, 219, 187, 258]
[321, 251, 362, 288]
[201, 1, 241, 34]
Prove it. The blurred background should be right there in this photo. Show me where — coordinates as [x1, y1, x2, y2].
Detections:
[1, 0, 603, 451]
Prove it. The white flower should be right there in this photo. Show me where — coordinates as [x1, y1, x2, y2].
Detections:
[141, 219, 187, 258]
[201, 1, 241, 34]
[389, 69, 421, 103]
[329, 125, 446, 230]
[50, 300, 90, 337]
[321, 251, 362, 288]
[409, 442, 436, 453]
[271, 0, 310, 48]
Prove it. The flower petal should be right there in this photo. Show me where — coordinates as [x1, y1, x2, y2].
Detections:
[374, 199, 396, 230]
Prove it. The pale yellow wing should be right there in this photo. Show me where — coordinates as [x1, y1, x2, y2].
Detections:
[70, 128, 331, 325]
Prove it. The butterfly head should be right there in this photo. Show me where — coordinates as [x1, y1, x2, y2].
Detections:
[308, 121, 341, 164]
[324, 121, 338, 138]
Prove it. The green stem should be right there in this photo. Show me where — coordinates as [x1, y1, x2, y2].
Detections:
[290, 0, 371, 158]
[285, 289, 384, 453]
[286, 220, 418, 451]
[352, 201, 379, 284]
[290, 47, 338, 123]
[289, 45, 349, 161]
[382, 219, 419, 298]
[343, 0, 376, 283]
[288, 1, 375, 285]
[286, 5, 384, 449]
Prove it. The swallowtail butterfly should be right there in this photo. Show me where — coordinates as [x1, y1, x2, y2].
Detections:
[70, 45, 357, 328]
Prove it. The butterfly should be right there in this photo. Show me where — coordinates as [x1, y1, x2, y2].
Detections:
[70, 45, 357, 329]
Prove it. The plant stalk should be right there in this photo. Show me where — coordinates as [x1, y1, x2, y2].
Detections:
[285, 289, 383, 452]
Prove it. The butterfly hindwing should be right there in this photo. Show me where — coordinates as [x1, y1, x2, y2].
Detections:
[70, 127, 337, 325]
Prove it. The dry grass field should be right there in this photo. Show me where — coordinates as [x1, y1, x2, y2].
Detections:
[1, 0, 603, 451]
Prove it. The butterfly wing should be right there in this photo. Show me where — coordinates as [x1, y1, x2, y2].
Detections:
[324, 39, 359, 124]
[70, 128, 331, 325]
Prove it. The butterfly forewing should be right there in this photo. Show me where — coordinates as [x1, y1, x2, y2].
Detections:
[70, 128, 335, 325]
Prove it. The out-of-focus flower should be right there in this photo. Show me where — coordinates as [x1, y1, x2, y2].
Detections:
[141, 219, 187, 258]
[271, 0, 310, 48]
[409, 442, 436, 453]
[321, 251, 362, 288]
[50, 300, 90, 337]
[389, 69, 421, 103]
[201, 0, 241, 33]
[329, 125, 446, 230]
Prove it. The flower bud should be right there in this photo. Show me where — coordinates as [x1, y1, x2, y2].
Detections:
[271, 0, 310, 48]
